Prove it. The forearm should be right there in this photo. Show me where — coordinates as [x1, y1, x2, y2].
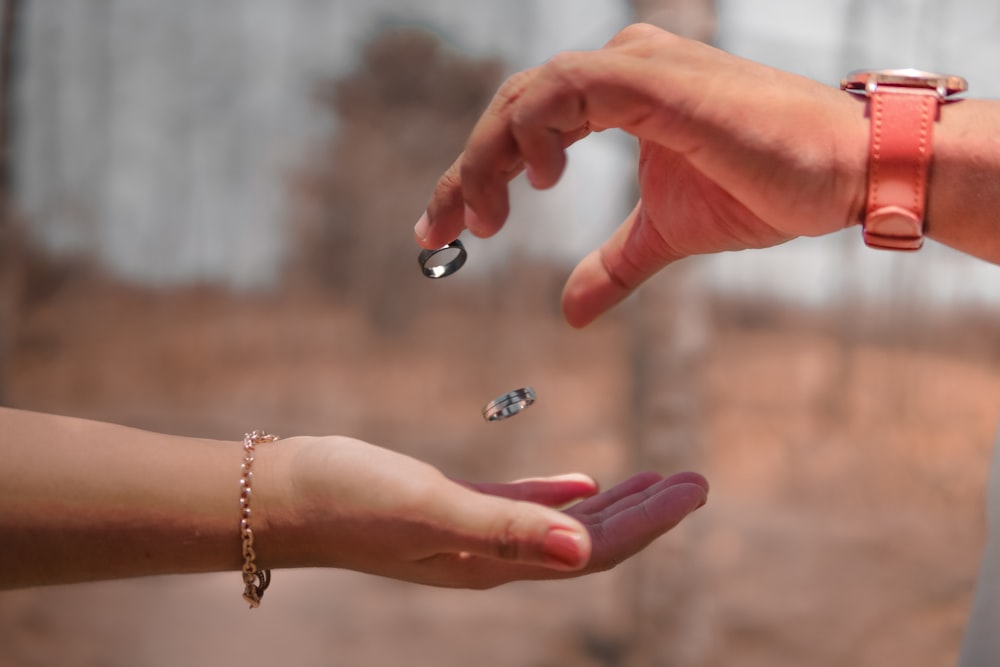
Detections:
[928, 98, 1000, 264]
[0, 408, 272, 589]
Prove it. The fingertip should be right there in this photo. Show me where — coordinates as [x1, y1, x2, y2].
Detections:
[524, 159, 563, 191]
[662, 471, 710, 494]
[414, 209, 462, 250]
[524, 162, 543, 189]
[623, 470, 667, 488]
[414, 212, 433, 247]
[647, 474, 709, 514]
[561, 260, 593, 327]
[673, 481, 709, 514]
[543, 527, 590, 570]
[552, 474, 600, 504]
[561, 252, 619, 328]
[561, 300, 596, 329]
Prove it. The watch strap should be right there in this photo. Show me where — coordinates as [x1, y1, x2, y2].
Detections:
[863, 87, 939, 251]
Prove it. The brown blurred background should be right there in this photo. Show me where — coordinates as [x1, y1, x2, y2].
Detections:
[1, 1, 1000, 666]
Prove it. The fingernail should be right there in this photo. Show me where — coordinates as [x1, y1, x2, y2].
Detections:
[414, 212, 430, 242]
[543, 528, 586, 569]
[547, 473, 596, 485]
[512, 473, 594, 485]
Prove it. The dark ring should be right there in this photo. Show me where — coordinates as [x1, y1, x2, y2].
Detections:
[418, 239, 467, 279]
[482, 387, 537, 422]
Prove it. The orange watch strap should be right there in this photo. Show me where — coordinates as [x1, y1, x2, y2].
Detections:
[863, 87, 940, 251]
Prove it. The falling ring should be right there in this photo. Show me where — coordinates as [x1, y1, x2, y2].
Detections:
[482, 387, 537, 422]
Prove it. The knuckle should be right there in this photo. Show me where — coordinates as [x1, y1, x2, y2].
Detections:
[490, 516, 522, 561]
[542, 51, 586, 89]
[435, 164, 463, 200]
[608, 22, 661, 47]
[458, 154, 483, 186]
[494, 69, 534, 109]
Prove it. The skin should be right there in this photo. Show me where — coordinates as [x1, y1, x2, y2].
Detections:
[0, 407, 707, 590]
[415, 23, 1000, 327]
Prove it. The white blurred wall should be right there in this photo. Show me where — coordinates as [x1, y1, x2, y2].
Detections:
[12, 0, 632, 288]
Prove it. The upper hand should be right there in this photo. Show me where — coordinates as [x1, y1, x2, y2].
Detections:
[414, 23, 868, 326]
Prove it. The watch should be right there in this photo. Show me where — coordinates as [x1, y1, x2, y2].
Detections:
[841, 69, 967, 251]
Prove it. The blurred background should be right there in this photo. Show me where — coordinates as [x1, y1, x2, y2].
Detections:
[1, 1, 999, 665]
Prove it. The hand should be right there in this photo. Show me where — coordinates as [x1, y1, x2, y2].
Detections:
[1, 408, 707, 591]
[415, 23, 869, 326]
[263, 436, 708, 589]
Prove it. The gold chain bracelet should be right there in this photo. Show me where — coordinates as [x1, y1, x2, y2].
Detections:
[240, 430, 278, 609]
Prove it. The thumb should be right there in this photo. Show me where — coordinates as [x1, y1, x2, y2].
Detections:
[561, 201, 680, 328]
[436, 487, 593, 571]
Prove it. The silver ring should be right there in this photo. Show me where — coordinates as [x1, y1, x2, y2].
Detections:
[418, 239, 467, 279]
[482, 387, 536, 422]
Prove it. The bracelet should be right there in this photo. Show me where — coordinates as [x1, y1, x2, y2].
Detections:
[240, 430, 278, 609]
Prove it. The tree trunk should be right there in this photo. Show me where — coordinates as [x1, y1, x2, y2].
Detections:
[0, 0, 22, 405]
[623, 3, 716, 665]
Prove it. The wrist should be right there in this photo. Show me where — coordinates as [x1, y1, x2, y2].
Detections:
[841, 69, 969, 251]
[926, 98, 1000, 262]
[835, 92, 871, 232]
[245, 434, 308, 570]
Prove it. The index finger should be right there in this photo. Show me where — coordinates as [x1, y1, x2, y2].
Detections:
[414, 45, 675, 250]
[415, 53, 630, 250]
[415, 68, 538, 249]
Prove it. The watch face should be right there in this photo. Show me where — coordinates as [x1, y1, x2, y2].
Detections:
[841, 68, 968, 97]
